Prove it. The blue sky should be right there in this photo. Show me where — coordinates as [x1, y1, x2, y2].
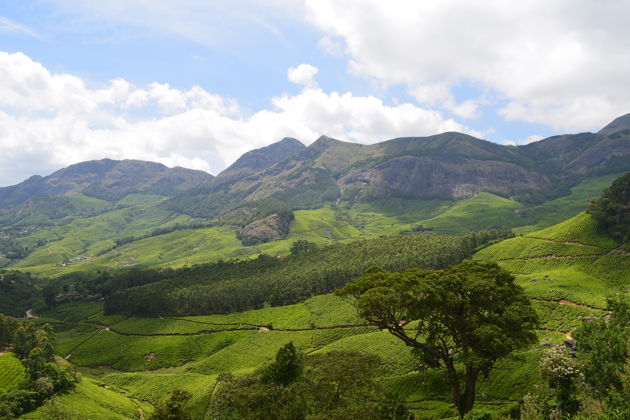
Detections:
[0, 0, 629, 186]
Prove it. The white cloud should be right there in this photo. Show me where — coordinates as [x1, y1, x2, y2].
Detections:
[501, 134, 543, 147]
[305, 0, 630, 132]
[288, 64, 319, 88]
[522, 135, 544, 145]
[45, 0, 305, 47]
[0, 51, 476, 186]
[0, 16, 41, 38]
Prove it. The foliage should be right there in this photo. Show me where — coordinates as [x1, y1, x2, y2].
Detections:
[0, 271, 41, 317]
[0, 320, 77, 419]
[290, 239, 318, 255]
[104, 230, 510, 316]
[0, 314, 17, 349]
[588, 172, 630, 243]
[573, 294, 630, 410]
[539, 346, 583, 417]
[149, 389, 193, 420]
[212, 346, 410, 420]
[336, 260, 539, 416]
[261, 342, 304, 386]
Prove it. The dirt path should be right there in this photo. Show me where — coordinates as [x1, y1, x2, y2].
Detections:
[52, 318, 376, 339]
[525, 236, 605, 249]
[537, 328, 574, 339]
[203, 379, 221, 420]
[25, 309, 38, 319]
[498, 253, 603, 262]
[530, 297, 606, 312]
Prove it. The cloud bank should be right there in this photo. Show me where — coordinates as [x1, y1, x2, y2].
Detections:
[305, 0, 630, 131]
[0, 52, 472, 186]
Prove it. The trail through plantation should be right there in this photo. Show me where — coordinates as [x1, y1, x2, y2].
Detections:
[525, 236, 606, 249]
[530, 298, 607, 312]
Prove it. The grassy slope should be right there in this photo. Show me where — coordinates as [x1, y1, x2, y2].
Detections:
[11, 194, 201, 276]
[40, 286, 600, 419]
[0, 353, 27, 392]
[413, 192, 523, 234]
[6, 176, 623, 418]
[7, 174, 619, 277]
[19, 377, 150, 420]
[475, 212, 630, 308]
[513, 173, 624, 234]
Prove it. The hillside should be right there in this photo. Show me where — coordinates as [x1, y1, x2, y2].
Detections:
[4, 179, 630, 419]
[21, 210, 628, 419]
[166, 115, 630, 219]
[475, 212, 630, 308]
[0, 159, 213, 207]
[1, 115, 629, 276]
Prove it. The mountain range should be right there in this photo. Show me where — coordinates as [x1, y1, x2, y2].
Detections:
[4, 113, 630, 215]
[0, 113, 629, 275]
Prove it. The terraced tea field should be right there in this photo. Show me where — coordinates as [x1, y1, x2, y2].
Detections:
[15, 211, 626, 419]
[0, 353, 27, 392]
[25, 286, 601, 419]
[475, 212, 630, 309]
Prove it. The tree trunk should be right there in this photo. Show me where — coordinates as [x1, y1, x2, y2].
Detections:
[443, 359, 464, 417]
[459, 367, 480, 417]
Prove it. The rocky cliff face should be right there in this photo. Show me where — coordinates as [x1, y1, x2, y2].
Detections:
[165, 115, 630, 217]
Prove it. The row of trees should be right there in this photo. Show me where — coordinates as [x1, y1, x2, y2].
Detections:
[103, 230, 511, 317]
[0, 314, 78, 419]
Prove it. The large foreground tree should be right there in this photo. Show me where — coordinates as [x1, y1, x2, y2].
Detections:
[337, 260, 539, 417]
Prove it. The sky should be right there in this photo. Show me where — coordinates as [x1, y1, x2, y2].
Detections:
[1, 0, 629, 186]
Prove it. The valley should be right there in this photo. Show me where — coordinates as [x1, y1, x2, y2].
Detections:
[0, 115, 629, 419]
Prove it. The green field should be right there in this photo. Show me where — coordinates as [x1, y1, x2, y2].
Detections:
[6, 173, 618, 277]
[6, 176, 626, 418]
[475, 212, 630, 308]
[32, 285, 606, 419]
[20, 378, 151, 420]
[0, 353, 27, 392]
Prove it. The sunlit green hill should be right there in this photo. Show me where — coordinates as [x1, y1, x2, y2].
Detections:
[475, 212, 630, 308]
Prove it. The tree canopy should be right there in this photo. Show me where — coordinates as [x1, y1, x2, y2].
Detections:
[588, 172, 630, 244]
[211, 343, 409, 420]
[336, 260, 539, 416]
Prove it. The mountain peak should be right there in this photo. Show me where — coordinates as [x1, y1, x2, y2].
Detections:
[0, 159, 214, 207]
[598, 113, 630, 136]
[216, 137, 306, 183]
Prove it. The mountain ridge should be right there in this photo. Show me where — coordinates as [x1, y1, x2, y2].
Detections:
[0, 158, 214, 207]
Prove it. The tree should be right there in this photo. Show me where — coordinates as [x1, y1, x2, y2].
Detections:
[149, 389, 193, 420]
[13, 324, 37, 359]
[42, 284, 57, 309]
[261, 342, 304, 386]
[336, 261, 539, 417]
[290, 240, 317, 256]
[0, 314, 18, 349]
[573, 294, 630, 417]
[539, 345, 583, 417]
[212, 347, 409, 420]
[588, 172, 630, 244]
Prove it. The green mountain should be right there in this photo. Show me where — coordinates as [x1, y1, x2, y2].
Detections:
[2, 149, 630, 419]
[0, 159, 214, 227]
[1, 114, 630, 276]
[0, 158, 214, 206]
[166, 114, 630, 220]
